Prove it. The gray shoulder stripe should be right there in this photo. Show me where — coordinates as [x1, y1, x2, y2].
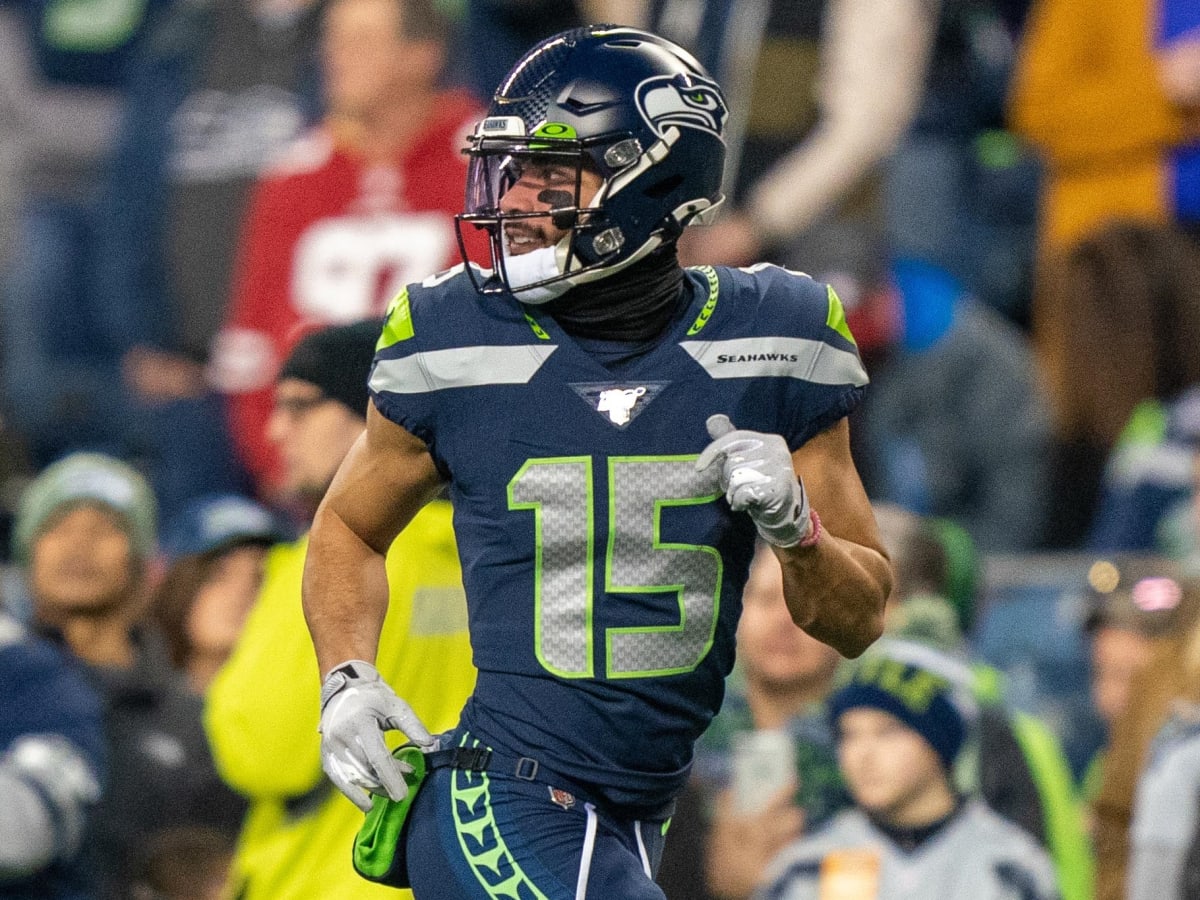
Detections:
[370, 345, 558, 393]
[679, 338, 868, 385]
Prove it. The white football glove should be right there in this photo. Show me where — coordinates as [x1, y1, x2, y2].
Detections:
[696, 414, 813, 548]
[318, 660, 435, 813]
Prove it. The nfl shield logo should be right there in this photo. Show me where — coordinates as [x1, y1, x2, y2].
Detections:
[549, 787, 576, 810]
[570, 382, 669, 429]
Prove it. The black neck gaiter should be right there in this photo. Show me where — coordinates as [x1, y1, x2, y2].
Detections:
[542, 245, 687, 342]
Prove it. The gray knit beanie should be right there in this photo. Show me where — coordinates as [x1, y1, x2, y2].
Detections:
[13, 453, 157, 563]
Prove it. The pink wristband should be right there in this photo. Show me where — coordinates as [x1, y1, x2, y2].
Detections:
[798, 509, 821, 548]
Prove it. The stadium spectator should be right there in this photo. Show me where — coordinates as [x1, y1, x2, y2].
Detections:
[0, 0, 164, 474]
[855, 264, 1053, 552]
[1087, 387, 1200, 554]
[205, 322, 475, 899]
[1090, 564, 1200, 900]
[0, 602, 105, 898]
[1009, 0, 1200, 545]
[13, 453, 245, 898]
[1010, 0, 1199, 254]
[874, 504, 1091, 900]
[1077, 557, 1186, 823]
[1126, 689, 1200, 900]
[210, 0, 483, 497]
[1120, 560, 1200, 899]
[882, 0, 1038, 327]
[757, 654, 1059, 900]
[151, 493, 291, 693]
[89, 0, 326, 521]
[670, 0, 938, 277]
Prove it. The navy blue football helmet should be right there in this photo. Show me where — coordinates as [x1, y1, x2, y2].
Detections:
[456, 25, 728, 300]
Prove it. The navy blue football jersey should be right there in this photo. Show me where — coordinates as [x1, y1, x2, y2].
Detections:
[369, 262, 867, 810]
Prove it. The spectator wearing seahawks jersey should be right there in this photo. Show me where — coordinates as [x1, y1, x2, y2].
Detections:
[13, 453, 246, 899]
[0, 604, 105, 899]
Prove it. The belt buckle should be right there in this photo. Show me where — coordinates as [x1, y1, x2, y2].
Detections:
[454, 747, 492, 772]
[515, 757, 539, 781]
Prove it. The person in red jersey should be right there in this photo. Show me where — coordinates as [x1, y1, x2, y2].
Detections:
[210, 0, 486, 499]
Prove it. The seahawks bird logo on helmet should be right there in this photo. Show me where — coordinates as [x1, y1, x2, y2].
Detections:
[636, 75, 728, 140]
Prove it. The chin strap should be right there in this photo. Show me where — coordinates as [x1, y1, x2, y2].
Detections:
[501, 245, 574, 305]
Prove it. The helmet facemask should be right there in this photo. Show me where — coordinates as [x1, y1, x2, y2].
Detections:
[456, 132, 625, 304]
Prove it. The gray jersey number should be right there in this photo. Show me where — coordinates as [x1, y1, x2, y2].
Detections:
[508, 456, 722, 679]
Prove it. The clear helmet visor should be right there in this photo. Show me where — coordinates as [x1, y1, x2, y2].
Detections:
[458, 141, 610, 299]
[463, 142, 586, 217]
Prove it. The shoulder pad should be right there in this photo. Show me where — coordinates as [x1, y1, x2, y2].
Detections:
[375, 264, 489, 353]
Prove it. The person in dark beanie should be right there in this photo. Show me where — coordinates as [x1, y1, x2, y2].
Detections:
[757, 654, 1059, 900]
[265, 322, 380, 519]
[13, 452, 245, 898]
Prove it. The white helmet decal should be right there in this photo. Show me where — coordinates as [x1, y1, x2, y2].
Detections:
[635, 75, 728, 139]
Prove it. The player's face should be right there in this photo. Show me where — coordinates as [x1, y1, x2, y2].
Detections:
[30, 504, 137, 619]
[497, 157, 604, 256]
[268, 378, 365, 504]
[836, 707, 949, 824]
[738, 546, 841, 694]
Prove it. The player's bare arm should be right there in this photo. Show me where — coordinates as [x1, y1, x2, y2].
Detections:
[697, 413, 889, 658]
[780, 417, 890, 658]
[303, 402, 443, 679]
[304, 402, 447, 810]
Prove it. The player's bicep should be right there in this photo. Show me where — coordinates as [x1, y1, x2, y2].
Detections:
[323, 401, 445, 554]
[791, 418, 885, 557]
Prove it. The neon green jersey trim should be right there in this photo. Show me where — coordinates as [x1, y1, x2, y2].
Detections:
[524, 311, 551, 340]
[686, 266, 720, 335]
[825, 284, 856, 345]
[451, 736, 552, 899]
[377, 289, 414, 349]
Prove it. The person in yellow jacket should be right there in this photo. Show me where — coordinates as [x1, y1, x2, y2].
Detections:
[1009, 0, 1197, 256]
[204, 323, 475, 899]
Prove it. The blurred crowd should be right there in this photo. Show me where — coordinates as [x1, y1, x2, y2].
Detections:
[1, 0, 1198, 897]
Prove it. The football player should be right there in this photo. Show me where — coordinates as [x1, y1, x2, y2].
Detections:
[305, 25, 892, 899]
